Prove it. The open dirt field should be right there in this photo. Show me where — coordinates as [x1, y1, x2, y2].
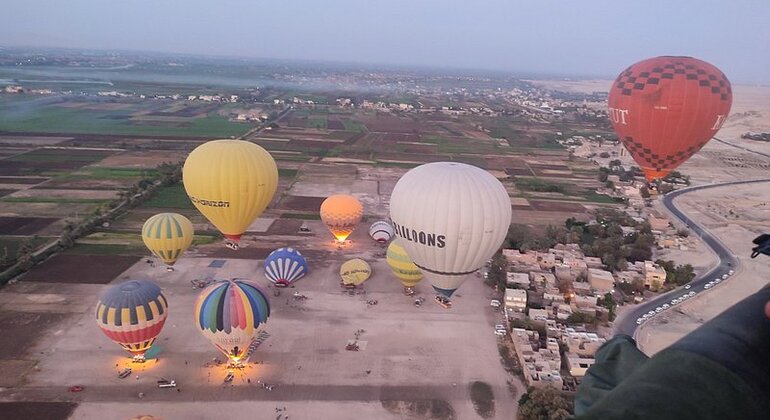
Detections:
[0, 242, 520, 420]
[0, 216, 58, 235]
[21, 254, 141, 284]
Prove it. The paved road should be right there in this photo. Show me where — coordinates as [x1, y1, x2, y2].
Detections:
[614, 177, 770, 337]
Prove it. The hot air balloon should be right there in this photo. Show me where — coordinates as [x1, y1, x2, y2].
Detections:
[608, 56, 732, 182]
[389, 162, 511, 305]
[95, 280, 168, 361]
[320, 194, 363, 243]
[339, 258, 371, 287]
[264, 247, 308, 287]
[386, 240, 423, 294]
[194, 279, 270, 365]
[369, 220, 395, 244]
[141, 213, 194, 269]
[182, 140, 278, 250]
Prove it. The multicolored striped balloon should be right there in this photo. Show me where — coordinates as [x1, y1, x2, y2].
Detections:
[369, 220, 395, 243]
[141, 213, 194, 266]
[95, 279, 168, 358]
[386, 240, 423, 288]
[194, 279, 270, 362]
[264, 247, 308, 287]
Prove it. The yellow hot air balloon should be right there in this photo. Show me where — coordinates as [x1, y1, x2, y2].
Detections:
[386, 240, 423, 290]
[141, 213, 194, 268]
[183, 140, 278, 249]
[340, 258, 371, 287]
[320, 194, 363, 243]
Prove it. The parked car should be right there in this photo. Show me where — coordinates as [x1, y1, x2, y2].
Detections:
[684, 284, 691, 289]
[655, 307, 663, 313]
[722, 274, 728, 280]
[636, 318, 643, 325]
[490, 300, 501, 309]
[158, 379, 177, 388]
[662, 304, 670, 309]
[688, 291, 696, 296]
[494, 329, 506, 336]
[705, 284, 712, 289]
[728, 270, 735, 275]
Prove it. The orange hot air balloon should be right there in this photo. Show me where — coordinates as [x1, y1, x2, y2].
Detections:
[320, 194, 363, 243]
[608, 56, 732, 182]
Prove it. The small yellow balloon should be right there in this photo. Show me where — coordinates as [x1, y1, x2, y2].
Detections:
[320, 194, 363, 243]
[386, 240, 423, 288]
[141, 213, 194, 266]
[183, 140, 278, 246]
[340, 258, 371, 286]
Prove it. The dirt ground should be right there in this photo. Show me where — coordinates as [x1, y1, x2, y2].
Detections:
[0, 216, 58, 235]
[0, 246, 520, 420]
[21, 254, 141, 285]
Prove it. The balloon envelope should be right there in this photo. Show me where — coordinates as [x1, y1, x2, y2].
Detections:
[339, 258, 371, 286]
[608, 56, 732, 181]
[194, 279, 270, 362]
[264, 247, 308, 287]
[95, 280, 168, 357]
[141, 213, 194, 266]
[386, 240, 423, 288]
[320, 194, 363, 242]
[182, 140, 278, 244]
[369, 220, 395, 243]
[389, 162, 511, 298]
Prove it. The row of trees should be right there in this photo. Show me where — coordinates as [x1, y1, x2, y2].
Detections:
[655, 259, 696, 287]
[1, 161, 183, 284]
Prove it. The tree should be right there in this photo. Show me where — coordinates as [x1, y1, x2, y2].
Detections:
[599, 152, 610, 158]
[597, 292, 618, 321]
[487, 252, 508, 291]
[598, 169, 609, 183]
[566, 312, 596, 325]
[640, 186, 651, 199]
[0, 246, 8, 268]
[518, 386, 571, 420]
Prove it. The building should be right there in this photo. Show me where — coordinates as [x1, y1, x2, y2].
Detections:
[587, 268, 615, 294]
[536, 252, 557, 270]
[506, 272, 530, 288]
[584, 256, 604, 269]
[505, 288, 528, 312]
[648, 214, 670, 231]
[556, 303, 573, 320]
[531, 272, 557, 289]
[566, 352, 595, 377]
[644, 261, 667, 289]
[616, 270, 643, 284]
[528, 308, 549, 321]
[511, 328, 563, 388]
[563, 331, 605, 357]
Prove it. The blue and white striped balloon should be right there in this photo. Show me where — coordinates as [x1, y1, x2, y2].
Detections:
[264, 247, 308, 286]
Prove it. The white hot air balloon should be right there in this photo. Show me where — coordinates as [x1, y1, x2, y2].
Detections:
[368, 220, 395, 244]
[389, 162, 511, 304]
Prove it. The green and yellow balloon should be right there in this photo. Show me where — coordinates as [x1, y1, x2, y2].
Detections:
[142, 213, 194, 267]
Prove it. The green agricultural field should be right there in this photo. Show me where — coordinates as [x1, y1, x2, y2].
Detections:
[0, 197, 111, 204]
[142, 184, 193, 209]
[0, 236, 55, 268]
[307, 116, 327, 129]
[342, 120, 366, 132]
[66, 167, 158, 180]
[278, 168, 298, 178]
[0, 97, 249, 138]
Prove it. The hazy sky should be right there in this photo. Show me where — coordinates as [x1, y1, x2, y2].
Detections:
[2, 0, 768, 83]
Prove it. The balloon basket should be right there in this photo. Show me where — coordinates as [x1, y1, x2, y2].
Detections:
[224, 240, 240, 250]
[227, 360, 246, 370]
[434, 295, 452, 309]
[131, 354, 147, 363]
[166, 266, 175, 272]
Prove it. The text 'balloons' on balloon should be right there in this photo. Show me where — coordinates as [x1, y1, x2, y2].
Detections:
[389, 162, 511, 299]
[182, 139, 278, 248]
[95, 279, 168, 360]
[141, 213, 194, 266]
[369, 220, 395, 244]
[607, 56, 732, 182]
[194, 279, 270, 364]
[264, 247, 308, 287]
[386, 240, 423, 288]
[339, 258, 371, 287]
[320, 194, 363, 243]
